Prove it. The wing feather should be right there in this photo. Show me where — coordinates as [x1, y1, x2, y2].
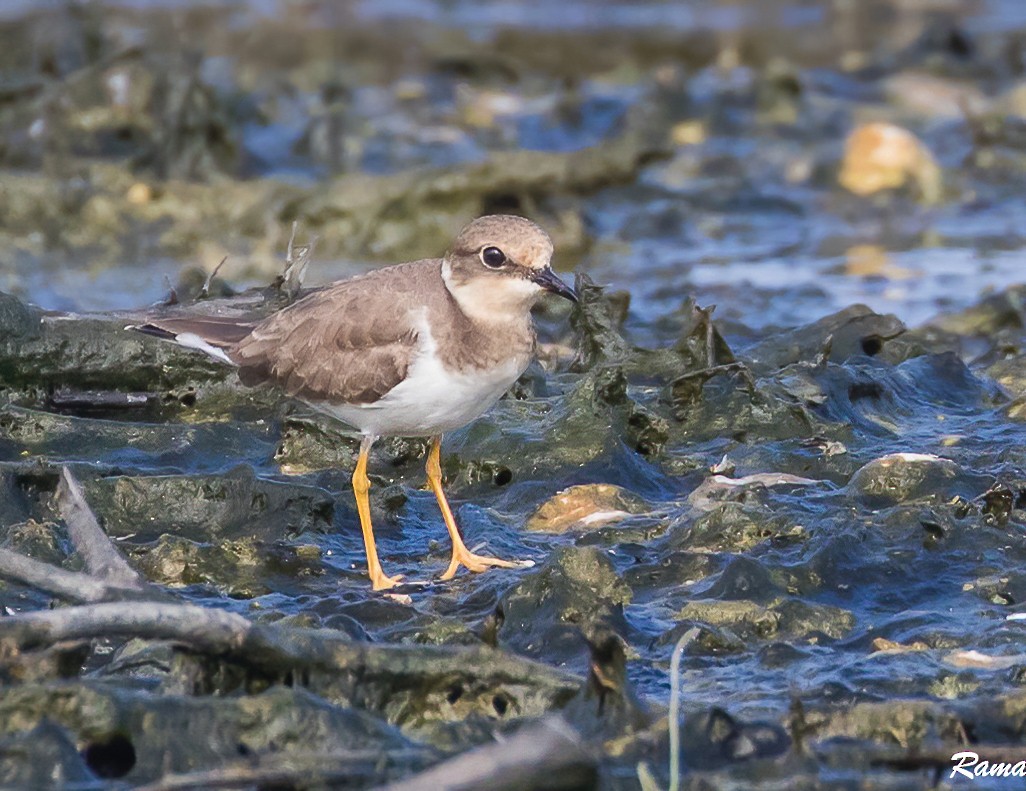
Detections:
[232, 262, 435, 405]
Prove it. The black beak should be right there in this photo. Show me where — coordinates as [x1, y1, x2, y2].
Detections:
[531, 267, 578, 303]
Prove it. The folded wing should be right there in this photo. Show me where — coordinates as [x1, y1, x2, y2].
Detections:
[233, 283, 420, 405]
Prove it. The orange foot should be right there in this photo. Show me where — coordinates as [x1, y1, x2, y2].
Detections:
[441, 548, 534, 580]
[370, 570, 405, 591]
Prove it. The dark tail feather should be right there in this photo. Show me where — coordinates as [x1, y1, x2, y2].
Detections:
[131, 323, 180, 342]
[127, 316, 256, 365]
[128, 316, 255, 346]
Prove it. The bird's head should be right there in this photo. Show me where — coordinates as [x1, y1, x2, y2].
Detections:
[442, 215, 577, 322]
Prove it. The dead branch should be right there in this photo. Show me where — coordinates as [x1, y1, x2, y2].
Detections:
[671, 362, 749, 382]
[375, 716, 596, 791]
[0, 600, 574, 685]
[0, 467, 169, 603]
[0, 547, 113, 604]
[0, 602, 251, 655]
[56, 467, 147, 590]
[200, 256, 229, 299]
[0, 598, 581, 735]
[276, 221, 317, 302]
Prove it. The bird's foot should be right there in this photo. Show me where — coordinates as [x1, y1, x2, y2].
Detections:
[441, 549, 534, 580]
[370, 570, 405, 591]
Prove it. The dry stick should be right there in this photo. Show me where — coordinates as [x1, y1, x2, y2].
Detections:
[0, 466, 169, 604]
[279, 221, 316, 301]
[200, 256, 229, 299]
[0, 601, 581, 703]
[56, 467, 146, 589]
[0, 547, 113, 604]
[376, 716, 595, 791]
[672, 362, 747, 382]
[667, 628, 700, 791]
[0, 600, 581, 734]
[0, 603, 252, 655]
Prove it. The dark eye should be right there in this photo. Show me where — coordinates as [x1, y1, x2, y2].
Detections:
[480, 246, 506, 268]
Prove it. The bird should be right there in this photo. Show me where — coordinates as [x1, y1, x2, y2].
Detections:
[131, 215, 578, 590]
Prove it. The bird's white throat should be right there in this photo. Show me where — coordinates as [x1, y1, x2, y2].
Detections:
[441, 259, 541, 324]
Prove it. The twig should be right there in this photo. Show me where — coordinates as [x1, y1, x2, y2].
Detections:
[668, 628, 700, 791]
[673, 361, 758, 398]
[375, 716, 595, 791]
[0, 601, 580, 708]
[56, 467, 146, 590]
[0, 469, 171, 603]
[0, 602, 252, 654]
[0, 466, 170, 603]
[0, 547, 113, 604]
[200, 256, 229, 299]
[278, 221, 316, 302]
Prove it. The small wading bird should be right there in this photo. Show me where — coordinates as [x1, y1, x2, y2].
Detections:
[132, 215, 578, 590]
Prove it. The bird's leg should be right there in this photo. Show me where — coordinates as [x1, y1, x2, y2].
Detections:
[426, 435, 524, 580]
[352, 435, 403, 591]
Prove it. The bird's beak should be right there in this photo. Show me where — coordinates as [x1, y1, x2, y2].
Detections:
[531, 267, 578, 303]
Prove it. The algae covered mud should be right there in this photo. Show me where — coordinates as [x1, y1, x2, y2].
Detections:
[5, 0, 1026, 787]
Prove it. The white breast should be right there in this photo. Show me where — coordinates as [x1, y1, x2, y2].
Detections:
[314, 310, 529, 438]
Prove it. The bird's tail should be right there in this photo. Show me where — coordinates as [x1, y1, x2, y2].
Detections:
[127, 316, 256, 365]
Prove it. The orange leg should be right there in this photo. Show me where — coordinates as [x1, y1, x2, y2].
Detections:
[352, 436, 402, 591]
[426, 435, 524, 580]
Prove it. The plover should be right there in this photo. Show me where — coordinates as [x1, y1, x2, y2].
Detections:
[133, 215, 577, 590]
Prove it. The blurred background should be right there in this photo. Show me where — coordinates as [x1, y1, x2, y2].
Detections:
[3, 0, 1026, 345]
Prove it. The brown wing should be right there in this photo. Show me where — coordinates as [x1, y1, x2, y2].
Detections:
[231, 262, 437, 405]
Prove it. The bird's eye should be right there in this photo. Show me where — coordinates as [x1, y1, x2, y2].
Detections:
[480, 246, 507, 268]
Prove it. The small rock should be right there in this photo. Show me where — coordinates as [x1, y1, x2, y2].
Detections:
[871, 637, 929, 653]
[848, 452, 960, 505]
[839, 122, 942, 204]
[526, 484, 647, 534]
[671, 120, 706, 146]
[126, 182, 153, 205]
